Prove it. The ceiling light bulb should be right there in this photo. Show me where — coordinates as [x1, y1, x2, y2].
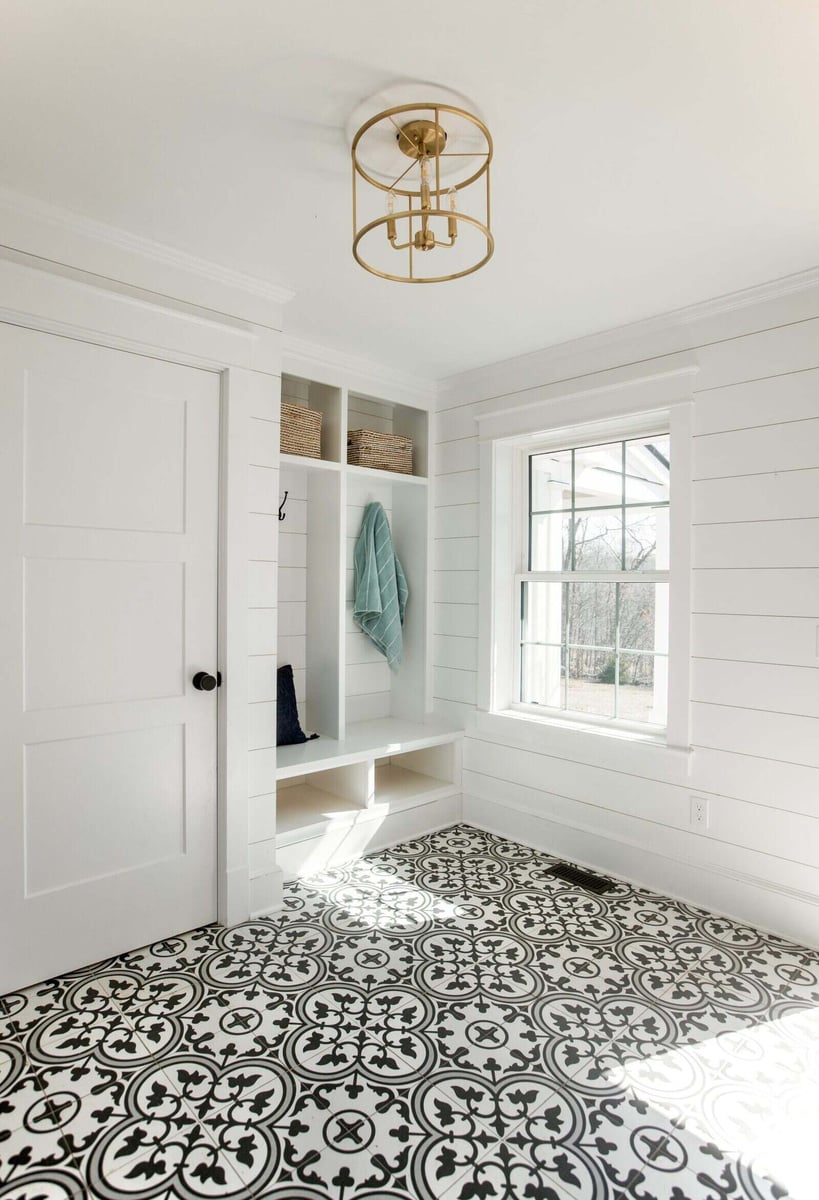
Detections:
[420, 156, 431, 210]
[386, 190, 397, 244]
[448, 188, 457, 211]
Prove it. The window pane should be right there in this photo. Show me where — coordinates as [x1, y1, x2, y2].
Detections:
[521, 643, 564, 708]
[566, 649, 615, 717]
[567, 582, 617, 649]
[531, 449, 572, 511]
[573, 442, 622, 509]
[530, 512, 572, 571]
[619, 582, 668, 654]
[573, 510, 623, 570]
[624, 506, 670, 571]
[618, 653, 665, 724]
[519, 581, 668, 724]
[522, 581, 568, 646]
[625, 435, 670, 504]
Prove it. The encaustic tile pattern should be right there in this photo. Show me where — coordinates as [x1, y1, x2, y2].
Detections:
[1, 823, 817, 1199]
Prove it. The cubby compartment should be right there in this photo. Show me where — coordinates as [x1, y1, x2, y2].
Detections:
[374, 742, 459, 810]
[281, 373, 344, 465]
[274, 720, 463, 878]
[277, 460, 343, 739]
[345, 472, 429, 725]
[276, 762, 370, 838]
[347, 392, 429, 479]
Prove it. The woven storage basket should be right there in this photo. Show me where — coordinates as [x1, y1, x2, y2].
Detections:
[347, 429, 413, 475]
[281, 402, 322, 459]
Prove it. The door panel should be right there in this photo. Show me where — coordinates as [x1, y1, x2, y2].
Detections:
[24, 557, 185, 709]
[23, 366, 186, 531]
[0, 325, 220, 993]
[23, 724, 185, 893]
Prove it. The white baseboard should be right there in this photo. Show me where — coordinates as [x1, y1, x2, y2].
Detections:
[463, 793, 819, 951]
[275, 794, 463, 883]
[249, 864, 284, 920]
[218, 865, 252, 926]
[364, 794, 464, 857]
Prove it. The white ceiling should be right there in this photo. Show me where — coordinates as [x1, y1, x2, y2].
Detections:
[2, 0, 818, 378]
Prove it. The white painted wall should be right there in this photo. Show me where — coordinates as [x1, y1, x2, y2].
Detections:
[433, 282, 819, 948]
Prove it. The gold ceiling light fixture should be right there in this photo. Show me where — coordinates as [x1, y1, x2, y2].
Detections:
[351, 97, 493, 283]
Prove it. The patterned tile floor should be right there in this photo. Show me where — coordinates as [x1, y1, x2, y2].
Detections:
[1, 824, 818, 1200]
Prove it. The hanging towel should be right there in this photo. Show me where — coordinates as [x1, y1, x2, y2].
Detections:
[353, 501, 409, 671]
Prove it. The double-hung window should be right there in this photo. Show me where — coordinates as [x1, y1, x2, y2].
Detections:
[516, 432, 670, 729]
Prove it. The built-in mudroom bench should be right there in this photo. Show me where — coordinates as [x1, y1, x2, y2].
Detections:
[253, 355, 462, 892]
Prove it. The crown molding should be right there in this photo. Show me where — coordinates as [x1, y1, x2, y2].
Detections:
[475, 361, 698, 423]
[440, 263, 819, 400]
[0, 186, 294, 326]
[474, 361, 698, 443]
[282, 334, 437, 406]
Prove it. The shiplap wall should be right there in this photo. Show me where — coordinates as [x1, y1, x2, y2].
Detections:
[246, 371, 282, 918]
[433, 288, 819, 946]
[278, 462, 308, 708]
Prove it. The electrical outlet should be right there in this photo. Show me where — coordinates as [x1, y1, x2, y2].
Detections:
[690, 796, 709, 830]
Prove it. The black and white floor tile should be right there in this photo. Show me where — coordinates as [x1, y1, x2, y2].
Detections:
[2, 823, 817, 1199]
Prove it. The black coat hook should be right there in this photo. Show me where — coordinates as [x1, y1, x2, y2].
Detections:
[278, 490, 289, 522]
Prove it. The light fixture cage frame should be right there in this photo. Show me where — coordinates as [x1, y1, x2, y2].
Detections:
[352, 101, 494, 284]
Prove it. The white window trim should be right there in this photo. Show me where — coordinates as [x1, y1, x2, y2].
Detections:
[477, 375, 694, 756]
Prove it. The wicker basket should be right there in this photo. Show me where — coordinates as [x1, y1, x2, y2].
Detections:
[347, 429, 413, 475]
[281, 402, 322, 459]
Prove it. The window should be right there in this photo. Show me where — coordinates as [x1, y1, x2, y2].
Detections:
[516, 433, 670, 728]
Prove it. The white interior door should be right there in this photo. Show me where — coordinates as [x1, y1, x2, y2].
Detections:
[0, 324, 220, 993]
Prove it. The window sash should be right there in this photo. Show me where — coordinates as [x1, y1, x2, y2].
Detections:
[517, 570, 669, 584]
[530, 500, 668, 516]
[515, 571, 670, 722]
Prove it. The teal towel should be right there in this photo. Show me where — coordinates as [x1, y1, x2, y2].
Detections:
[353, 501, 408, 671]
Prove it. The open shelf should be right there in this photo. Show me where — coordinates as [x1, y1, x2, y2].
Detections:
[280, 453, 341, 473]
[347, 463, 427, 487]
[374, 762, 452, 809]
[276, 782, 363, 840]
[276, 716, 463, 780]
[347, 392, 428, 479]
[282, 374, 344, 464]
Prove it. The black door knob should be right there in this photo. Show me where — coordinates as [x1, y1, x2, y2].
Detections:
[193, 671, 218, 692]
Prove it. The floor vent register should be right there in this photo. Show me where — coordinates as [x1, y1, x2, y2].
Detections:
[549, 862, 614, 894]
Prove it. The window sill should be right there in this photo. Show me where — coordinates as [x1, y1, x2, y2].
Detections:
[479, 706, 692, 763]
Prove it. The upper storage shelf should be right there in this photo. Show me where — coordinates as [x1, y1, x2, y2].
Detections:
[347, 392, 429, 479]
[281, 374, 343, 464]
[280, 374, 430, 482]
